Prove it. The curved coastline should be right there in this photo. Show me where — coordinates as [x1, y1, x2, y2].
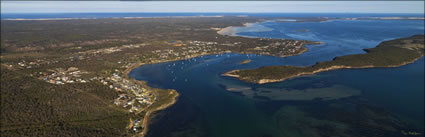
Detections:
[123, 52, 239, 136]
[124, 62, 180, 137]
[125, 18, 322, 136]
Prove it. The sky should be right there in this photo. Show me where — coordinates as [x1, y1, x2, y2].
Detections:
[1, 1, 424, 14]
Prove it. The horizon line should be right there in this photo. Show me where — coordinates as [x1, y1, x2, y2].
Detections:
[2, 12, 424, 14]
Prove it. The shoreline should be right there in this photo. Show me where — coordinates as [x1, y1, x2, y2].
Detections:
[123, 61, 180, 137]
[138, 89, 179, 137]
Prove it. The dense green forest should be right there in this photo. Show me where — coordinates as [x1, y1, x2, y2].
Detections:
[1, 66, 130, 136]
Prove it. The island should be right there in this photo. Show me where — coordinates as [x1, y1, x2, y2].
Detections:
[224, 35, 425, 84]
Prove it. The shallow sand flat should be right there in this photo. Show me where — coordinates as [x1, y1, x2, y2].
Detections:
[217, 26, 238, 36]
[217, 22, 273, 36]
[256, 85, 361, 101]
[226, 85, 256, 97]
[225, 84, 361, 101]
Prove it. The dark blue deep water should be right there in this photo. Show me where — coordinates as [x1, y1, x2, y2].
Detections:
[130, 15, 425, 137]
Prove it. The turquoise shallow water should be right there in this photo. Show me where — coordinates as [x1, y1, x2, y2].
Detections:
[130, 18, 424, 137]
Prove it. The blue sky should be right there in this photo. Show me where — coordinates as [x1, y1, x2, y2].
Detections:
[1, 1, 424, 14]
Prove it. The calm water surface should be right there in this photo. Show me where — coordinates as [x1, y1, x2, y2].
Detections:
[130, 18, 424, 137]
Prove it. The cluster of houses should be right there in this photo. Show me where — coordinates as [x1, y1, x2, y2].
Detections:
[248, 40, 305, 57]
[188, 40, 218, 46]
[148, 39, 306, 61]
[132, 119, 143, 132]
[91, 68, 154, 133]
[67, 55, 87, 62]
[16, 59, 57, 69]
[102, 70, 155, 114]
[37, 67, 89, 85]
[150, 40, 233, 61]
[273, 40, 304, 54]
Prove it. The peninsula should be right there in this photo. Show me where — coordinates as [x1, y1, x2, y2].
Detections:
[224, 35, 425, 84]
